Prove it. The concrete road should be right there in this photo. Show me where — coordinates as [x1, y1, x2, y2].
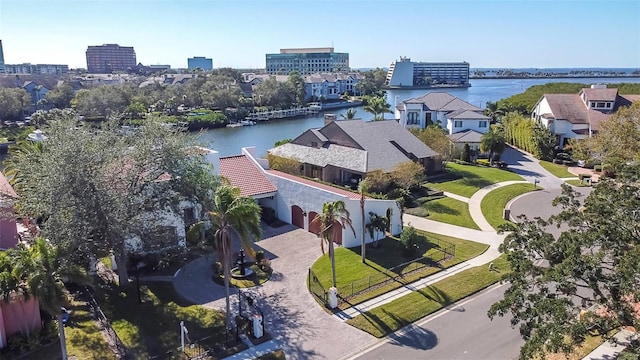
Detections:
[351, 284, 523, 360]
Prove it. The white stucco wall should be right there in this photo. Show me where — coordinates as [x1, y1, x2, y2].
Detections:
[446, 118, 489, 135]
[531, 98, 552, 121]
[388, 61, 414, 86]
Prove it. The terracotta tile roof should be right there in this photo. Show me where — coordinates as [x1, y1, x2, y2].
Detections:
[265, 170, 366, 200]
[0, 172, 17, 199]
[219, 155, 277, 197]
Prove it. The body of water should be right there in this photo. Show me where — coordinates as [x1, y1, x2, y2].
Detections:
[199, 77, 640, 157]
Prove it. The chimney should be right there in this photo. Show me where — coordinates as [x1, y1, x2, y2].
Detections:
[591, 84, 606, 89]
[324, 113, 337, 125]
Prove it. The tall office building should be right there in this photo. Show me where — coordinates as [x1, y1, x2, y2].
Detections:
[86, 44, 137, 73]
[265, 47, 349, 75]
[385, 57, 470, 88]
[0, 40, 5, 73]
[187, 57, 213, 70]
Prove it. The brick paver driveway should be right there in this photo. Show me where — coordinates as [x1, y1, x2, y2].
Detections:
[174, 224, 375, 359]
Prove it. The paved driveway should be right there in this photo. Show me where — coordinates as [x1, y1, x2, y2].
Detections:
[501, 146, 565, 189]
[173, 224, 374, 359]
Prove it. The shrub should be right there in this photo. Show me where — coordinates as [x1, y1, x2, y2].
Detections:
[400, 225, 420, 253]
[585, 158, 601, 169]
[593, 165, 602, 172]
[255, 251, 265, 263]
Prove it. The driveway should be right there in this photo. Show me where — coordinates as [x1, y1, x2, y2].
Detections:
[173, 224, 374, 359]
[501, 146, 565, 189]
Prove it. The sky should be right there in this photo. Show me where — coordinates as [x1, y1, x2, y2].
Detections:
[0, 0, 639, 70]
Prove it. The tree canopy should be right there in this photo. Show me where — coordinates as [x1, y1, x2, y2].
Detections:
[8, 112, 217, 285]
[490, 175, 640, 359]
[0, 87, 31, 120]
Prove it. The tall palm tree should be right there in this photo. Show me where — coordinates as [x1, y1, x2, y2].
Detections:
[3, 140, 45, 190]
[340, 108, 357, 120]
[312, 200, 355, 288]
[208, 185, 262, 330]
[363, 96, 392, 121]
[480, 127, 506, 164]
[358, 180, 369, 264]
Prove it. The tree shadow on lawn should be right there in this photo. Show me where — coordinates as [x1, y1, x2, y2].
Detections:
[415, 285, 452, 306]
[353, 238, 438, 271]
[424, 201, 460, 216]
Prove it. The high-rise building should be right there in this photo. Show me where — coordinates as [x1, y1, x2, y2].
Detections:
[0, 40, 5, 74]
[86, 44, 137, 73]
[385, 57, 470, 88]
[187, 57, 213, 70]
[4, 63, 69, 74]
[265, 47, 349, 75]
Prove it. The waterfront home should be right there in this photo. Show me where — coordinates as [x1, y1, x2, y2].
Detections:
[213, 147, 402, 247]
[268, 118, 442, 185]
[531, 84, 640, 145]
[395, 92, 490, 134]
[242, 72, 363, 101]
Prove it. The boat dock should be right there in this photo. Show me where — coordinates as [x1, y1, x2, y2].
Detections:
[245, 103, 322, 122]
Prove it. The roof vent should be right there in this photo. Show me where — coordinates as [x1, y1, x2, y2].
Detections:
[590, 84, 606, 89]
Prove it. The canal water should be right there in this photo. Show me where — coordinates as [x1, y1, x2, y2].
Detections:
[199, 77, 640, 157]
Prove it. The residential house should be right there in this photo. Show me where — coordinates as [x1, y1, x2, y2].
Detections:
[395, 92, 490, 134]
[21, 81, 49, 105]
[268, 118, 442, 185]
[241, 73, 362, 102]
[215, 147, 402, 248]
[531, 84, 640, 145]
[0, 172, 42, 349]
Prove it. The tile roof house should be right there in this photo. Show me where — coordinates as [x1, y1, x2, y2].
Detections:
[212, 147, 403, 249]
[268, 119, 441, 185]
[395, 92, 491, 134]
[531, 84, 640, 145]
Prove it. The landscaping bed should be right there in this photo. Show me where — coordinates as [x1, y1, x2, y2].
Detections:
[426, 162, 523, 198]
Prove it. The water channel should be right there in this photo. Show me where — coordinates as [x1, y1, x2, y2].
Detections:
[199, 77, 640, 157]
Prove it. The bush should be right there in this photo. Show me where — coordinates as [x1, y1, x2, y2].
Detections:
[593, 165, 602, 172]
[255, 251, 265, 263]
[400, 225, 420, 253]
[585, 158, 601, 169]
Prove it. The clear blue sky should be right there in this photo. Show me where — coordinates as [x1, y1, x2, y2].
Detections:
[1, 0, 639, 69]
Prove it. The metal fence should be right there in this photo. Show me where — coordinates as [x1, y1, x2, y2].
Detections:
[84, 287, 131, 359]
[308, 240, 456, 307]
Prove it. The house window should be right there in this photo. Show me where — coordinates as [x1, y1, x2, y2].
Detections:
[590, 102, 597, 108]
[597, 102, 605, 108]
[407, 112, 419, 125]
[479, 121, 488, 128]
[454, 121, 463, 128]
[606, 103, 611, 108]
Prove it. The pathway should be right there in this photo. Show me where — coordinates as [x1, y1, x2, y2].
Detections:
[467, 180, 530, 231]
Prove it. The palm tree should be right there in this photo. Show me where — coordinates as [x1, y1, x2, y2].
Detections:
[208, 185, 262, 330]
[341, 108, 357, 120]
[480, 127, 506, 164]
[312, 200, 355, 288]
[363, 96, 392, 121]
[3, 140, 45, 191]
[358, 180, 369, 263]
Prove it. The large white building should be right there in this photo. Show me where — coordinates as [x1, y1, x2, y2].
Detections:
[385, 57, 470, 88]
[265, 47, 349, 75]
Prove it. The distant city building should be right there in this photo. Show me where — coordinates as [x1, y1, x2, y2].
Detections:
[3, 63, 69, 75]
[0, 40, 5, 73]
[187, 57, 213, 70]
[385, 57, 470, 88]
[265, 47, 349, 75]
[86, 44, 137, 73]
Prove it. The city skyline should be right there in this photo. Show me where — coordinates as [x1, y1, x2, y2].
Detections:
[0, 0, 639, 70]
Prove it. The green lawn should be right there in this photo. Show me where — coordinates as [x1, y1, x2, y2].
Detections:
[96, 281, 246, 359]
[310, 232, 488, 308]
[481, 183, 540, 230]
[427, 162, 523, 198]
[345, 255, 510, 337]
[405, 197, 479, 230]
[565, 179, 592, 187]
[65, 295, 116, 360]
[539, 160, 575, 178]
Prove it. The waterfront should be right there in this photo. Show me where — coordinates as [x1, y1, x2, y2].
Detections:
[199, 77, 640, 157]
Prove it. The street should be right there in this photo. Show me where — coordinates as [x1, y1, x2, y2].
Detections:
[351, 284, 524, 360]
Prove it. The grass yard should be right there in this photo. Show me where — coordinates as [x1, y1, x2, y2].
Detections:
[405, 197, 479, 230]
[539, 160, 575, 178]
[345, 255, 510, 337]
[310, 231, 488, 309]
[565, 179, 592, 187]
[65, 294, 116, 360]
[95, 281, 246, 359]
[427, 162, 523, 198]
[481, 183, 540, 230]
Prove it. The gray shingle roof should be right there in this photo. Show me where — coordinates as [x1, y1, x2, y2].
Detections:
[581, 88, 618, 102]
[332, 120, 439, 172]
[268, 143, 367, 173]
[448, 129, 484, 143]
[447, 109, 490, 120]
[402, 92, 481, 112]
